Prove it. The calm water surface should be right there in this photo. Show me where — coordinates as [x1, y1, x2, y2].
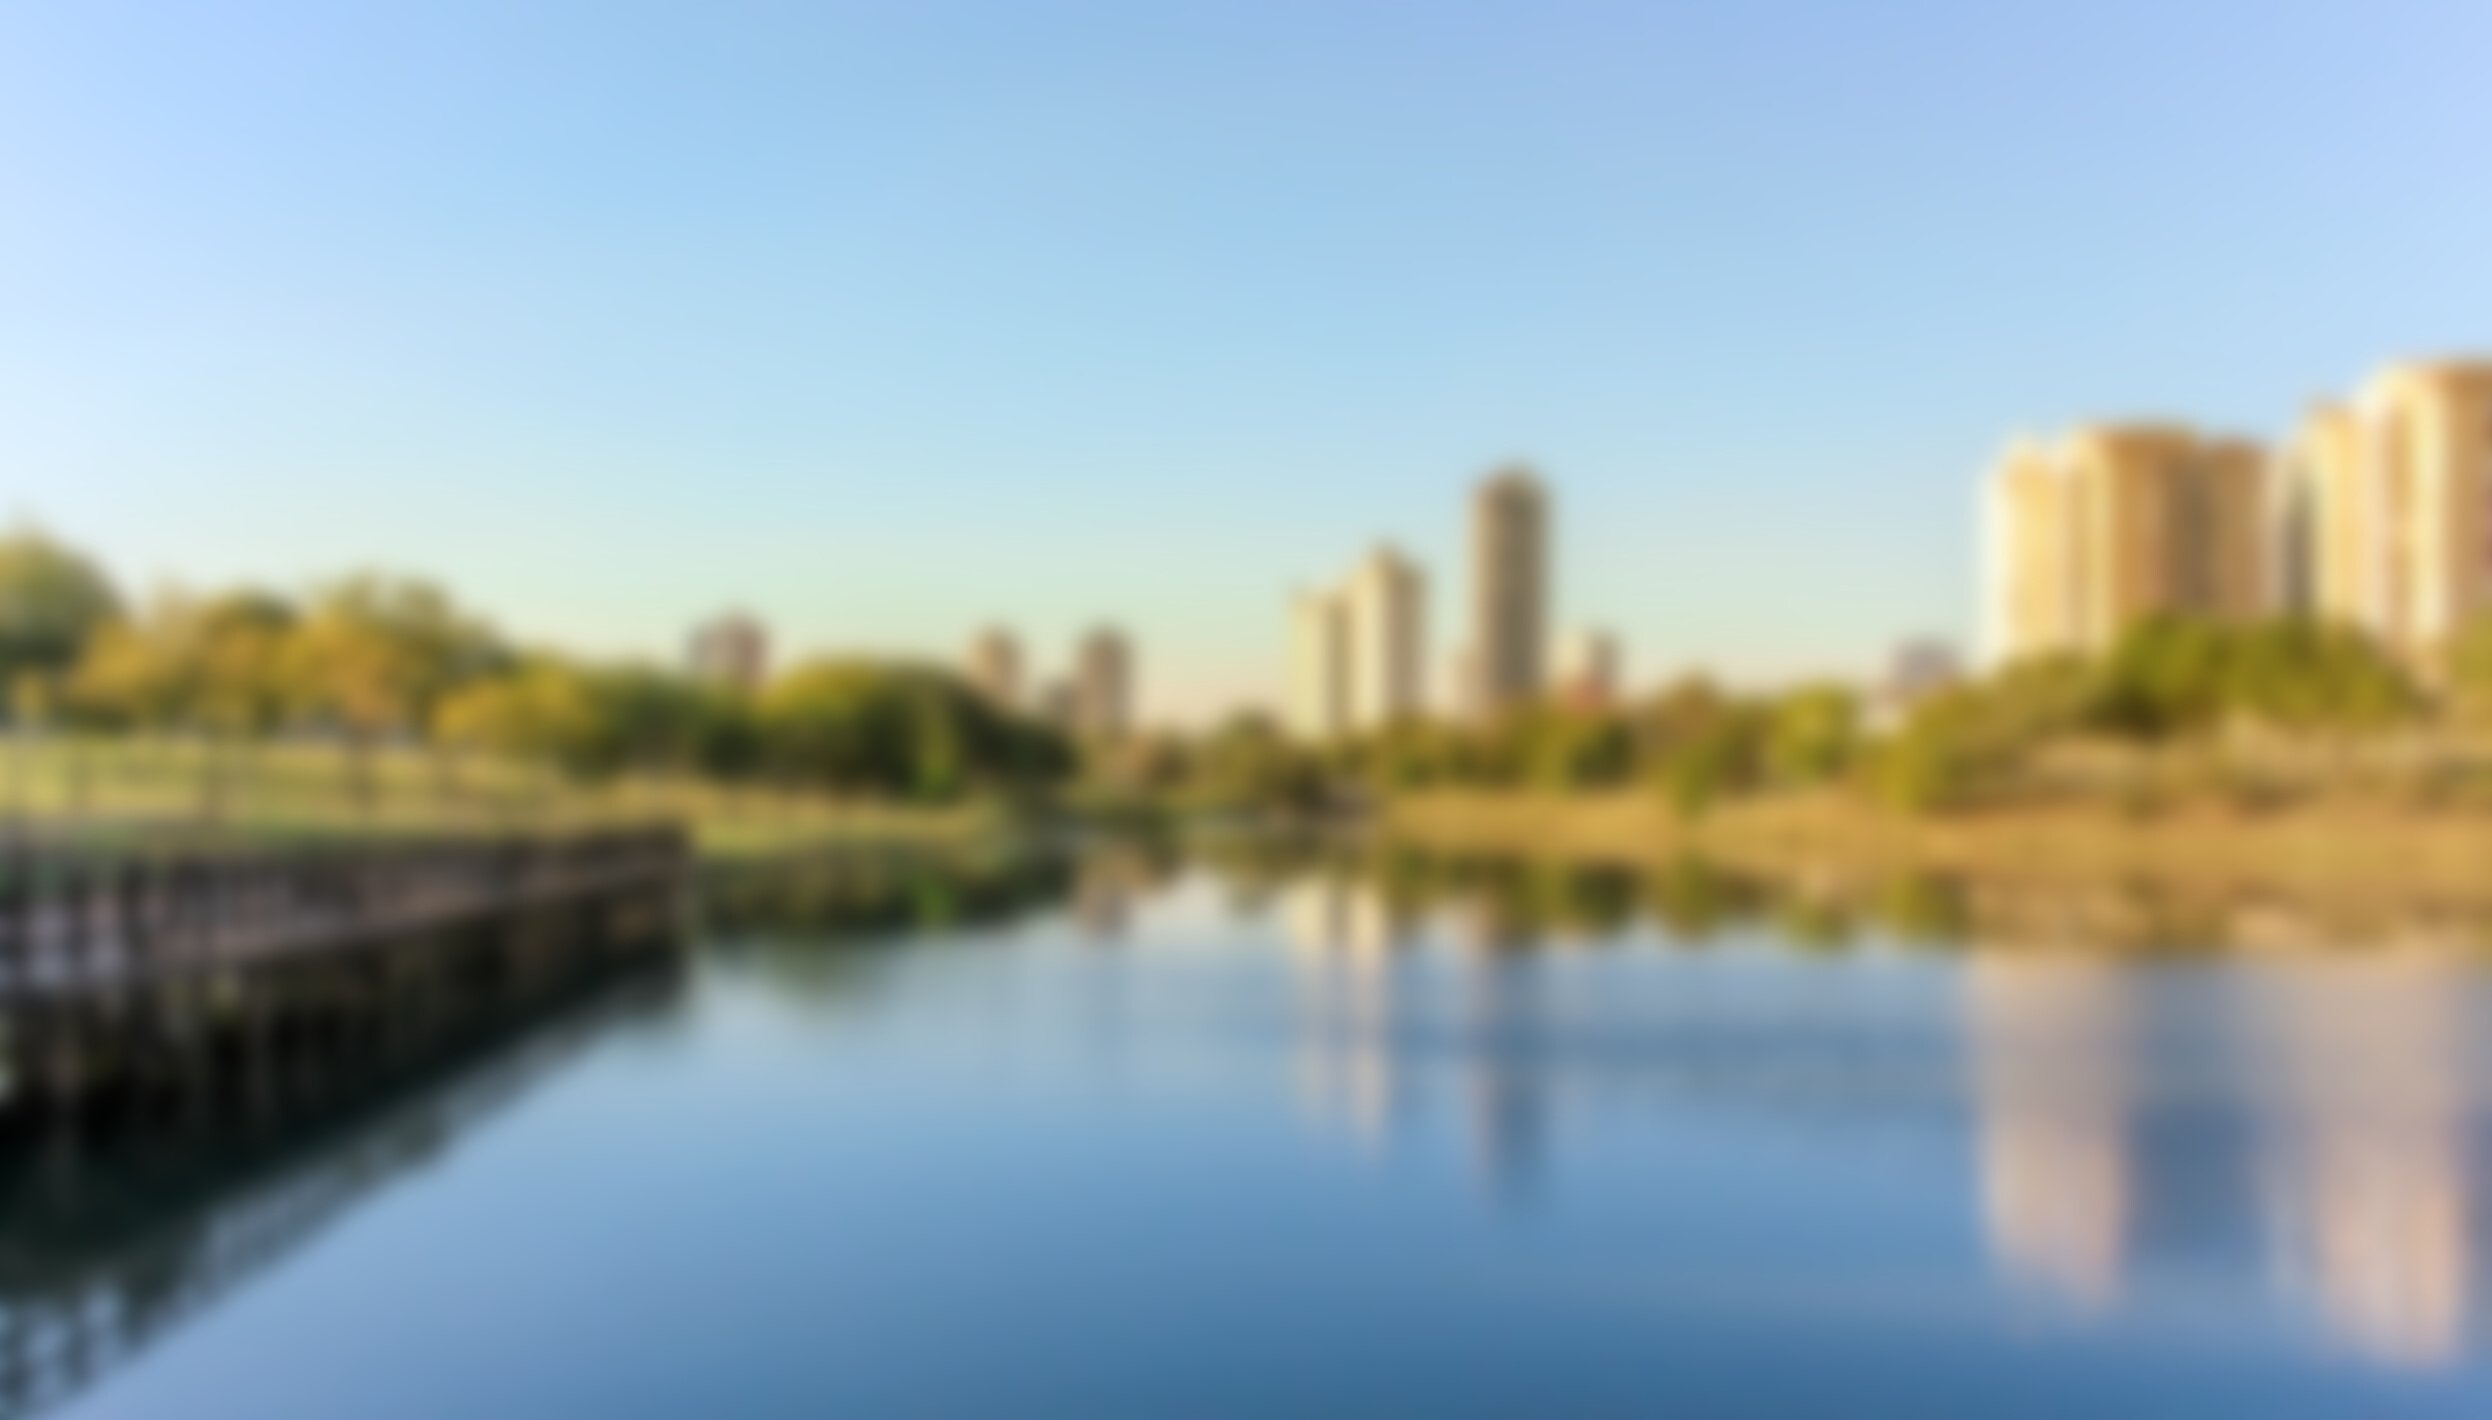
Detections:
[28, 854, 2492, 1417]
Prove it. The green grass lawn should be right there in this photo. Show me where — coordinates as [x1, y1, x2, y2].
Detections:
[0, 734, 1012, 860]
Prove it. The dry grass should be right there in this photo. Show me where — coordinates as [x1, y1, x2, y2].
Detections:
[1382, 786, 2492, 915]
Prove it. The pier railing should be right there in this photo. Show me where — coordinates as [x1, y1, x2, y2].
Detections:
[0, 827, 688, 1005]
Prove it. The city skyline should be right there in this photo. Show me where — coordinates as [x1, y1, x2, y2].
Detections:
[13, 4, 2492, 723]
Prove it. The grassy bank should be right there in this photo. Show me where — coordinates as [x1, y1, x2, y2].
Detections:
[1381, 787, 2492, 915]
[0, 734, 1013, 861]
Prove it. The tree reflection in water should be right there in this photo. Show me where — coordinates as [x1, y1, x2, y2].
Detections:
[1234, 833, 2492, 1369]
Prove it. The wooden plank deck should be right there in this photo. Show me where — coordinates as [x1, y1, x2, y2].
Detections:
[0, 828, 688, 1006]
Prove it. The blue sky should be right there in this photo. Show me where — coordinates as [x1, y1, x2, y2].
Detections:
[5, 0, 2490, 721]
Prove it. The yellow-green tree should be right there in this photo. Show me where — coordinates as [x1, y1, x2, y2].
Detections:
[283, 577, 504, 813]
[0, 528, 121, 720]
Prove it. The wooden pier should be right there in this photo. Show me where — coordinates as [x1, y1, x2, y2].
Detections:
[0, 827, 689, 1110]
[0, 827, 687, 1007]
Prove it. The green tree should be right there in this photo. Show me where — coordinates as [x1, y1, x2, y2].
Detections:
[284, 576, 505, 812]
[65, 588, 298, 818]
[1524, 708, 1633, 791]
[0, 528, 121, 715]
[757, 659, 1069, 801]
[1765, 684, 1860, 786]
[1190, 711, 1329, 811]
[434, 661, 601, 765]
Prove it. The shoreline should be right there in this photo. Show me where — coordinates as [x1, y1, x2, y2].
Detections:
[1377, 789, 2492, 946]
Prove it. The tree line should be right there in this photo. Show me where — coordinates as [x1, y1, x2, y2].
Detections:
[10, 522, 2474, 820]
[0, 528, 1076, 802]
[1162, 613, 2468, 816]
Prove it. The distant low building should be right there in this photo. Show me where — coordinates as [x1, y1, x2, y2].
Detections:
[966, 627, 1023, 710]
[1074, 627, 1134, 739]
[1555, 629, 1620, 710]
[1446, 646, 1481, 723]
[1877, 640, 1962, 728]
[687, 612, 769, 693]
[1037, 676, 1079, 731]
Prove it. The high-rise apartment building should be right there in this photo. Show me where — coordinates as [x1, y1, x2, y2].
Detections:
[1289, 545, 1428, 739]
[2274, 361, 2492, 666]
[1288, 588, 1351, 741]
[1469, 467, 1549, 715]
[1982, 426, 2267, 665]
[1074, 627, 1133, 739]
[686, 612, 769, 693]
[966, 627, 1022, 709]
[1343, 545, 1426, 731]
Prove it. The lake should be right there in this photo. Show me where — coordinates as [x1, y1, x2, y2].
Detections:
[17, 840, 2492, 1418]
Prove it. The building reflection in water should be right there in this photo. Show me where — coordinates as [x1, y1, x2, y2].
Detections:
[1072, 845, 1167, 941]
[1965, 940, 2492, 1368]
[1456, 945, 1548, 1207]
[1283, 878, 1401, 1152]
[2247, 946, 2485, 1367]
[1282, 876, 1549, 1203]
[1964, 951, 2141, 1310]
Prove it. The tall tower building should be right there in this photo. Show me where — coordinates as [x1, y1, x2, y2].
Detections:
[1074, 627, 1133, 739]
[1982, 426, 2268, 666]
[687, 612, 769, 693]
[966, 627, 1022, 710]
[1469, 467, 1549, 715]
[1288, 588, 1351, 741]
[1344, 545, 1427, 732]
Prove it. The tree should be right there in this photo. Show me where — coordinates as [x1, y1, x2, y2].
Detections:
[1660, 720, 1753, 820]
[1189, 711, 1329, 811]
[2449, 614, 2492, 725]
[0, 528, 121, 714]
[434, 662, 601, 766]
[1765, 684, 1859, 786]
[1637, 683, 1764, 820]
[1525, 708, 1633, 791]
[757, 659, 1070, 801]
[283, 576, 506, 812]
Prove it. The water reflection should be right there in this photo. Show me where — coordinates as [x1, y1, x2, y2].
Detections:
[0, 966, 678, 1419]
[1241, 836, 2492, 1372]
[26, 834, 2492, 1418]
[1955, 943, 2492, 1367]
[1283, 879, 1404, 1152]
[1281, 873, 1553, 1203]
[2250, 950, 2490, 1366]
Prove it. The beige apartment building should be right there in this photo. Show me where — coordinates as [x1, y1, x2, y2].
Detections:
[1469, 467, 1549, 714]
[1288, 588, 1351, 741]
[2273, 361, 2492, 667]
[1983, 426, 2267, 665]
[1288, 544, 1428, 741]
[1344, 545, 1426, 732]
[965, 626, 1022, 710]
